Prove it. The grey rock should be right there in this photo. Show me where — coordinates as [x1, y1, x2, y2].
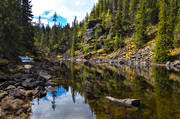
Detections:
[6, 85, 16, 90]
[0, 76, 9, 82]
[39, 71, 52, 80]
[87, 19, 101, 29]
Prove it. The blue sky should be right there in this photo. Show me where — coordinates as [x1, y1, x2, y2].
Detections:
[31, 0, 98, 26]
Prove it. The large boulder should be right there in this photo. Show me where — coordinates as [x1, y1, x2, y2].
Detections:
[0, 76, 10, 82]
[86, 29, 94, 40]
[87, 19, 101, 29]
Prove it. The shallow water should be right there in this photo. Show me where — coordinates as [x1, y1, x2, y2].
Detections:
[30, 62, 180, 119]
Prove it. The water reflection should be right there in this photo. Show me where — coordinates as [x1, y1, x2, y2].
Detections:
[31, 86, 95, 119]
[30, 62, 180, 119]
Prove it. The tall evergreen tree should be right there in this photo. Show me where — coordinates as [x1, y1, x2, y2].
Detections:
[113, 8, 124, 50]
[154, 0, 173, 63]
[174, 6, 180, 47]
[52, 12, 58, 46]
[21, 0, 34, 51]
[122, 0, 130, 29]
[0, 0, 24, 58]
[71, 17, 78, 58]
[135, 0, 146, 48]
[129, 0, 139, 23]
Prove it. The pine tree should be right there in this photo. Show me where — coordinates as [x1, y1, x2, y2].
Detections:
[174, 6, 180, 47]
[0, 0, 24, 58]
[170, 0, 178, 30]
[53, 12, 58, 45]
[37, 16, 42, 43]
[154, 0, 173, 63]
[135, 0, 146, 48]
[21, 0, 34, 51]
[122, 0, 130, 29]
[149, 0, 159, 25]
[129, 0, 139, 23]
[71, 17, 78, 58]
[113, 9, 124, 50]
[45, 23, 51, 47]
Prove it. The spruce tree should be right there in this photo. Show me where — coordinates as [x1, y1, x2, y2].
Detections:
[149, 0, 159, 25]
[154, 0, 173, 63]
[174, 6, 180, 47]
[113, 9, 124, 50]
[135, 0, 146, 49]
[122, 0, 130, 29]
[21, 0, 34, 51]
[0, 0, 24, 58]
[71, 17, 78, 58]
[53, 12, 58, 45]
[129, 0, 138, 23]
[45, 23, 51, 47]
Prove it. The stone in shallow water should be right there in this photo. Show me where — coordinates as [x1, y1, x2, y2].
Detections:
[24, 65, 32, 69]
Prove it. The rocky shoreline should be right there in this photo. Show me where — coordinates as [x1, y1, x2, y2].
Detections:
[0, 56, 179, 118]
[0, 61, 57, 118]
[58, 58, 180, 72]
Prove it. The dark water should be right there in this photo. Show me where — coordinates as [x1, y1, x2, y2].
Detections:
[31, 62, 180, 119]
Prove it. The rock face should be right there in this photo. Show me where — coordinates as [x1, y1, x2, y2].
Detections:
[86, 19, 101, 40]
[87, 19, 101, 29]
[86, 29, 94, 40]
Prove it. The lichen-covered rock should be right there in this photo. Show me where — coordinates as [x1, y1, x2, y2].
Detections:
[87, 19, 101, 29]
[86, 19, 102, 40]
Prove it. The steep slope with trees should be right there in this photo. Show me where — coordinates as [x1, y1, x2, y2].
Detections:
[35, 0, 180, 64]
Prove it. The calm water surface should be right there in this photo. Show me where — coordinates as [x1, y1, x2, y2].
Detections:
[31, 62, 180, 119]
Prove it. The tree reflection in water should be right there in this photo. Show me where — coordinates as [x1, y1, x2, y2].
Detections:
[30, 62, 180, 119]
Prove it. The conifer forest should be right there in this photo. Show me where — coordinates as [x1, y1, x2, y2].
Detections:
[1, 0, 180, 119]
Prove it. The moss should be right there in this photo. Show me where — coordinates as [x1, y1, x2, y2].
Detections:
[75, 50, 81, 56]
[57, 55, 62, 58]
[169, 48, 180, 56]
[0, 59, 9, 65]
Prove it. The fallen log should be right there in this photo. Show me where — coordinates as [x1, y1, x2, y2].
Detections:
[106, 96, 140, 107]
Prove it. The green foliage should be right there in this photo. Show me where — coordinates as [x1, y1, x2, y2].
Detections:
[94, 25, 104, 38]
[32, 0, 179, 62]
[104, 39, 114, 52]
[0, 0, 34, 59]
[135, 0, 146, 49]
[154, 0, 173, 63]
[113, 33, 124, 51]
[83, 44, 90, 53]
[174, 7, 180, 47]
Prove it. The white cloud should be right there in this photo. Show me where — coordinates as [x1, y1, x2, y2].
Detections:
[31, 88, 95, 119]
[31, 0, 98, 25]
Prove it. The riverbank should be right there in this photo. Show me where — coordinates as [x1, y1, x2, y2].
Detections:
[0, 60, 58, 118]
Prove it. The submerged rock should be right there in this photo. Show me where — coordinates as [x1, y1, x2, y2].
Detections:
[39, 71, 52, 80]
[24, 65, 32, 69]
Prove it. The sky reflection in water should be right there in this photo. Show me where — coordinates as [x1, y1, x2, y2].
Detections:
[31, 86, 95, 119]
